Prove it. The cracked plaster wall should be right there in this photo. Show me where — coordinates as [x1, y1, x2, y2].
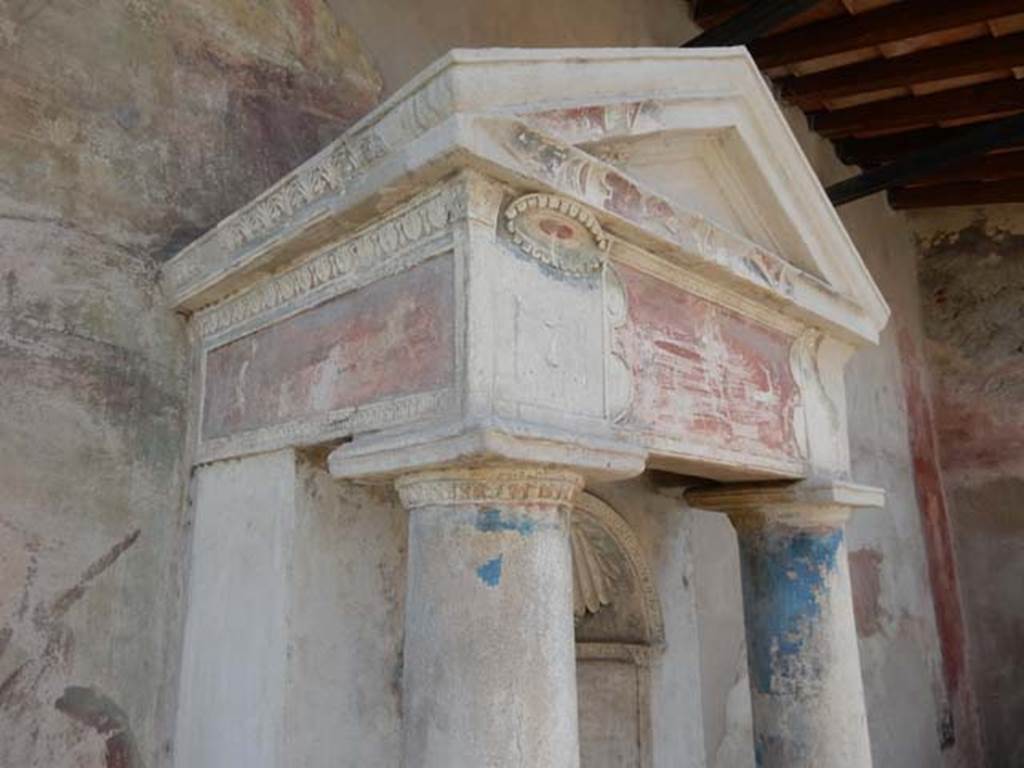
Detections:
[0, 1, 380, 766]
[910, 206, 1024, 768]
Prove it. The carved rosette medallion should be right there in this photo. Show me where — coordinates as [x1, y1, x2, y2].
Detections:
[504, 193, 609, 275]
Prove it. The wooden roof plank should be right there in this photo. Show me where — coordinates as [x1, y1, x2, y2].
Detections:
[810, 77, 1024, 138]
[781, 31, 1024, 109]
[750, 0, 1024, 69]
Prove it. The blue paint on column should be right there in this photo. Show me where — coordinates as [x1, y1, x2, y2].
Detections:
[739, 526, 844, 693]
[475, 508, 536, 536]
[476, 555, 503, 587]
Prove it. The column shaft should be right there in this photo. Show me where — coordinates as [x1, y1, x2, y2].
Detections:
[687, 482, 882, 768]
[396, 466, 583, 768]
[733, 515, 870, 767]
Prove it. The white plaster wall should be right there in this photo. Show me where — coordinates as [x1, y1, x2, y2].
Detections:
[286, 461, 405, 767]
[175, 451, 296, 768]
[175, 452, 406, 768]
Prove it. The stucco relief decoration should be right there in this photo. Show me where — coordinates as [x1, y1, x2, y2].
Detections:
[604, 265, 633, 422]
[504, 193, 609, 275]
[196, 186, 461, 338]
[226, 131, 388, 250]
[571, 494, 664, 647]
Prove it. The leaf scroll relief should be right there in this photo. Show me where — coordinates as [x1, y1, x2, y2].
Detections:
[571, 511, 625, 620]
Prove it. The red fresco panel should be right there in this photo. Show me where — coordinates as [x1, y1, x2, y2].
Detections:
[898, 325, 966, 696]
[202, 255, 454, 439]
[614, 264, 801, 462]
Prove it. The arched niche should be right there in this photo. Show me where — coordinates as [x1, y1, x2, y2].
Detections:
[572, 492, 664, 768]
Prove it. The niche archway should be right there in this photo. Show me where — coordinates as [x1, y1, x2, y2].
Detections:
[572, 492, 664, 768]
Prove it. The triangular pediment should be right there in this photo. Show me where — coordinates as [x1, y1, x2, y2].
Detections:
[463, 48, 889, 343]
[164, 47, 889, 344]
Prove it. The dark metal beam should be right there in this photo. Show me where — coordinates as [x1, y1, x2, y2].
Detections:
[827, 112, 1024, 206]
[684, 0, 823, 48]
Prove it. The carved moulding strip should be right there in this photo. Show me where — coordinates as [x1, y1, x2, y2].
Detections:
[503, 192, 609, 275]
[603, 263, 633, 422]
[196, 389, 456, 466]
[395, 466, 584, 511]
[163, 128, 389, 300]
[495, 119, 797, 299]
[196, 183, 466, 345]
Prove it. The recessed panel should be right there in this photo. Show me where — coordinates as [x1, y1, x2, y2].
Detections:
[614, 263, 802, 465]
[202, 255, 455, 440]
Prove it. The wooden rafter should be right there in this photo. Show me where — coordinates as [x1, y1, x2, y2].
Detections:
[826, 112, 1024, 205]
[912, 150, 1024, 186]
[889, 179, 1024, 209]
[835, 122, 1024, 165]
[810, 78, 1024, 139]
[692, 0, 749, 27]
[781, 32, 1024, 111]
[687, 0, 1024, 208]
[749, 0, 1024, 69]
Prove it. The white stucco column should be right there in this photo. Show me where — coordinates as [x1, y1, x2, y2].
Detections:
[395, 464, 584, 768]
[687, 481, 882, 768]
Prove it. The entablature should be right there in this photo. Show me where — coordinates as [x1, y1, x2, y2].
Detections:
[163, 48, 890, 484]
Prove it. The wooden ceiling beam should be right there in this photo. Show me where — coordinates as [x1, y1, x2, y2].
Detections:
[685, 0, 824, 48]
[835, 122, 1024, 165]
[692, 0, 750, 28]
[911, 150, 1024, 185]
[889, 179, 1024, 209]
[750, 0, 1024, 69]
[810, 78, 1024, 139]
[780, 32, 1024, 111]
[826, 112, 1024, 205]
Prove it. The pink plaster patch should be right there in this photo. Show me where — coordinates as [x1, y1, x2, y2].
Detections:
[614, 264, 800, 461]
[202, 256, 454, 439]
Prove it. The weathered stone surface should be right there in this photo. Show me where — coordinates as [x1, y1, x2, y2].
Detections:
[202, 255, 455, 439]
[614, 263, 801, 465]
[174, 451, 405, 768]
